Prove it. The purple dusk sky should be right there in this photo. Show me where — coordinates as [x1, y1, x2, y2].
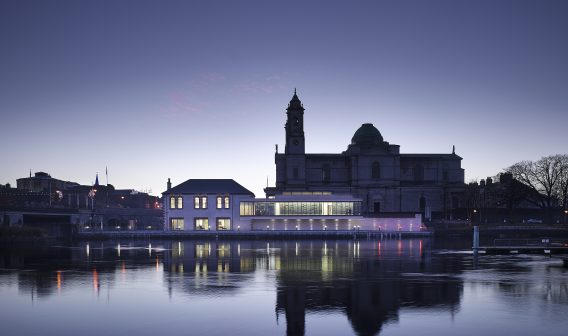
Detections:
[1, 0, 567, 196]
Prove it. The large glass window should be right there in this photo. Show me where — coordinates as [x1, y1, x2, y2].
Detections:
[217, 218, 231, 230]
[195, 218, 209, 230]
[170, 218, 184, 230]
[239, 201, 361, 216]
[240, 202, 254, 216]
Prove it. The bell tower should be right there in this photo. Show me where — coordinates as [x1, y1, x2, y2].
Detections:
[285, 89, 305, 154]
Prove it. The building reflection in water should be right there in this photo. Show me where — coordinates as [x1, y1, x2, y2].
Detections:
[2, 239, 568, 336]
[162, 239, 462, 336]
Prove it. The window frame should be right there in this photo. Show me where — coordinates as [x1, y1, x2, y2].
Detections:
[194, 217, 209, 230]
[170, 218, 184, 230]
[216, 217, 231, 230]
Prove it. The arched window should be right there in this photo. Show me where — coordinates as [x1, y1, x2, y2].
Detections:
[371, 161, 381, 180]
[322, 164, 331, 183]
[414, 164, 424, 182]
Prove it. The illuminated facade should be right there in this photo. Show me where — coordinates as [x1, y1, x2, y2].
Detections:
[163, 179, 421, 231]
[266, 91, 466, 220]
[163, 179, 255, 231]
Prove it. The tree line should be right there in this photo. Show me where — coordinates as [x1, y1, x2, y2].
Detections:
[507, 154, 568, 213]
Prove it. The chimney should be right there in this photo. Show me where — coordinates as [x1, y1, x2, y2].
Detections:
[167, 178, 171, 190]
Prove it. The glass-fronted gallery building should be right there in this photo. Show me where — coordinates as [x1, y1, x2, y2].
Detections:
[163, 179, 422, 232]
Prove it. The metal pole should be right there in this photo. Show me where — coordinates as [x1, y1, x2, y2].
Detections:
[473, 226, 479, 252]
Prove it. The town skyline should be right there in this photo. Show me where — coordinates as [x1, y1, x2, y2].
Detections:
[1, 0, 567, 197]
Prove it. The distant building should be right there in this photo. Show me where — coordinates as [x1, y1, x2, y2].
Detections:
[265, 91, 466, 220]
[17, 172, 79, 193]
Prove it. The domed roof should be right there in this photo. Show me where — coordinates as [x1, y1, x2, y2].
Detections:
[351, 123, 383, 146]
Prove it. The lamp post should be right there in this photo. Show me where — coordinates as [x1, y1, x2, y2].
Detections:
[564, 209, 567, 225]
[473, 209, 478, 224]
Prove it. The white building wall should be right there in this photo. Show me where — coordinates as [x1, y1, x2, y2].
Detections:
[164, 193, 255, 231]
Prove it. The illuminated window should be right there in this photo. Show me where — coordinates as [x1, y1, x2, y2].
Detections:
[217, 196, 223, 209]
[195, 218, 209, 230]
[239, 201, 362, 216]
[170, 218, 184, 230]
[217, 218, 231, 230]
[240, 202, 254, 216]
[170, 196, 183, 209]
[194, 196, 208, 209]
[224, 196, 230, 209]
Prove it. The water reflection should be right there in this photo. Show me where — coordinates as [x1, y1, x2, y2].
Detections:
[1, 239, 567, 336]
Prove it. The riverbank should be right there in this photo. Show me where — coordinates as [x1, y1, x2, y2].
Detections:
[76, 230, 432, 240]
[433, 225, 568, 239]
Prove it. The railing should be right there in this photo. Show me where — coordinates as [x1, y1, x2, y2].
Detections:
[493, 238, 567, 247]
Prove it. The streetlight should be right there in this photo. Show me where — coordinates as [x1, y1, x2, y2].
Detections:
[564, 209, 567, 225]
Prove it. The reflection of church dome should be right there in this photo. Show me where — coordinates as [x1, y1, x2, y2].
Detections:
[351, 123, 383, 146]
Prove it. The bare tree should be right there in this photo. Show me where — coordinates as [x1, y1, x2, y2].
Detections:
[554, 155, 568, 210]
[507, 155, 567, 221]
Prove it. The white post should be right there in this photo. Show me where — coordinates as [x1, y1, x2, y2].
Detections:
[473, 226, 479, 251]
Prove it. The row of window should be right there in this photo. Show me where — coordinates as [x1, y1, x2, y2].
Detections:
[170, 218, 232, 230]
[169, 196, 231, 210]
[315, 162, 436, 182]
[240, 201, 362, 216]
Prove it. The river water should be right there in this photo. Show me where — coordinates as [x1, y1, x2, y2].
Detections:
[0, 238, 567, 336]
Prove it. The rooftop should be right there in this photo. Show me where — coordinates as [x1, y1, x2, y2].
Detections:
[163, 179, 255, 196]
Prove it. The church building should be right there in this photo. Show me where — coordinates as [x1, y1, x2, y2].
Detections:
[265, 91, 465, 220]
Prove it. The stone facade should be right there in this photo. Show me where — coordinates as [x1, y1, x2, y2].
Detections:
[266, 92, 466, 219]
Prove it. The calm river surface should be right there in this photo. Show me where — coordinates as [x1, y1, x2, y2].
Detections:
[1, 238, 567, 336]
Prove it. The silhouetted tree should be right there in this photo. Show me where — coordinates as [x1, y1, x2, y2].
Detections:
[506, 154, 568, 221]
[554, 155, 568, 210]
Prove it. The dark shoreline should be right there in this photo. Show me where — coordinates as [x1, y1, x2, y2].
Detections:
[74, 230, 432, 241]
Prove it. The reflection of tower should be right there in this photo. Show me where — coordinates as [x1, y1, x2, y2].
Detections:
[280, 286, 306, 336]
[345, 277, 399, 336]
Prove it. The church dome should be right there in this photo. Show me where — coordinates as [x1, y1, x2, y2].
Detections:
[351, 123, 383, 146]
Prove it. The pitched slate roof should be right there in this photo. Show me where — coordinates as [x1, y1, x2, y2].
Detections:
[163, 179, 255, 196]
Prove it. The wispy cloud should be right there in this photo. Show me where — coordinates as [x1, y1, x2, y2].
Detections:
[160, 72, 289, 117]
